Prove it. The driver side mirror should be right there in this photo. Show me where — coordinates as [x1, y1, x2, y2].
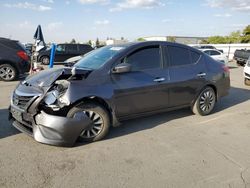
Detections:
[112, 63, 131, 74]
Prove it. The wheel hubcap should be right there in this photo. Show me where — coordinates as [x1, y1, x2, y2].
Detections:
[199, 90, 215, 112]
[0, 66, 15, 80]
[43, 58, 49, 64]
[74, 110, 104, 139]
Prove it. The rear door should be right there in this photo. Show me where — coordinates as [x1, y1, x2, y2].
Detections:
[111, 45, 170, 118]
[166, 45, 207, 107]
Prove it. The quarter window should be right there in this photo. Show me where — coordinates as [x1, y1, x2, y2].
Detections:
[126, 46, 161, 71]
[191, 51, 201, 63]
[168, 46, 191, 66]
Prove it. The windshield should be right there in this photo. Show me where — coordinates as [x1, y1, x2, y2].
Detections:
[74, 46, 125, 70]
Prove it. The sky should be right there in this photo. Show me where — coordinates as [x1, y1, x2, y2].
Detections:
[0, 0, 249, 43]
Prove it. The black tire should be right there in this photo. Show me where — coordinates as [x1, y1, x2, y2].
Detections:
[236, 61, 244, 67]
[0, 64, 18, 81]
[67, 103, 110, 142]
[192, 87, 216, 116]
[245, 78, 250, 86]
[41, 56, 50, 65]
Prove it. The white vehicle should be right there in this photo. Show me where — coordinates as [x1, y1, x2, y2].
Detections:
[201, 49, 228, 64]
[244, 56, 250, 86]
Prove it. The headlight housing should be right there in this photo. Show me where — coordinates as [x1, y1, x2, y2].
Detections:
[43, 80, 70, 110]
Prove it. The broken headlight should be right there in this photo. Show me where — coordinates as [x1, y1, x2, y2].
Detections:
[43, 80, 70, 110]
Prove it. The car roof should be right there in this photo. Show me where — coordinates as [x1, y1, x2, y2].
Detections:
[110, 41, 199, 50]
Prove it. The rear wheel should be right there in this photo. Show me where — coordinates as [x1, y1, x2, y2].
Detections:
[245, 78, 250, 86]
[0, 64, 18, 81]
[192, 87, 216, 116]
[41, 56, 50, 65]
[67, 103, 110, 142]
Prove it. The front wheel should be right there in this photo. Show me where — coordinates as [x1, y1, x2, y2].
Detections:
[192, 87, 216, 116]
[41, 56, 50, 65]
[67, 103, 110, 142]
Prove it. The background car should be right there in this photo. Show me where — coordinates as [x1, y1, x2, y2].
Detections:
[9, 41, 230, 146]
[193, 45, 224, 53]
[0, 38, 30, 81]
[234, 49, 250, 66]
[244, 56, 250, 86]
[38, 43, 93, 65]
[201, 49, 228, 64]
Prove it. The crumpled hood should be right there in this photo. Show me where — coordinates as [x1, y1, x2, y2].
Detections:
[23, 67, 91, 87]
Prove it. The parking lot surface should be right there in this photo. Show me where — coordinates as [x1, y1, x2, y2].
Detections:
[0, 63, 250, 188]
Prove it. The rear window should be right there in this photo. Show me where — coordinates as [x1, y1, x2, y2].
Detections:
[168, 46, 191, 66]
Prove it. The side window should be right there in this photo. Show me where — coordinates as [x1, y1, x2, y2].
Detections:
[168, 46, 191, 66]
[204, 50, 210, 55]
[210, 50, 220, 56]
[126, 46, 161, 71]
[56, 44, 65, 52]
[66, 44, 77, 52]
[79, 45, 93, 53]
[190, 51, 201, 63]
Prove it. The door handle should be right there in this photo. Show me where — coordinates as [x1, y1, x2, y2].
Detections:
[197, 73, 206, 77]
[153, 77, 165, 82]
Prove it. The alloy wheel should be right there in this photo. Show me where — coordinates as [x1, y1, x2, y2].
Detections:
[199, 90, 215, 113]
[75, 110, 104, 139]
[0, 65, 15, 80]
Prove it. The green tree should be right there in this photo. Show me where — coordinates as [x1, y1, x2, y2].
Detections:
[207, 36, 227, 44]
[96, 38, 100, 47]
[88, 40, 92, 45]
[137, 38, 146, 41]
[226, 31, 241, 43]
[167, 36, 176, 42]
[241, 25, 250, 43]
[70, 38, 76, 44]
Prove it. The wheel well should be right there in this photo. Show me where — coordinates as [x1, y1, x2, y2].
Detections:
[206, 84, 217, 101]
[71, 96, 113, 124]
[0, 60, 19, 74]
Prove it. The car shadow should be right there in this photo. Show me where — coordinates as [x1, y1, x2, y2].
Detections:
[0, 108, 19, 139]
[214, 86, 250, 112]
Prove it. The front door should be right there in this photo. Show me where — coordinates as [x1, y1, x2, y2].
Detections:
[111, 45, 169, 119]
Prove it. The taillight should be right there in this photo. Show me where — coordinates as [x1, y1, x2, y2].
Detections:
[17, 51, 29, 61]
[222, 65, 230, 73]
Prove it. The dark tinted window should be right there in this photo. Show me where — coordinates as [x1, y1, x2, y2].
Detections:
[56, 44, 65, 52]
[66, 44, 77, 52]
[204, 50, 210, 55]
[210, 50, 221, 56]
[126, 46, 161, 71]
[191, 51, 201, 63]
[168, 46, 191, 66]
[79, 44, 92, 52]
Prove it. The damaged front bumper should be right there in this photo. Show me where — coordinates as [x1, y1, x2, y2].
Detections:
[9, 105, 92, 146]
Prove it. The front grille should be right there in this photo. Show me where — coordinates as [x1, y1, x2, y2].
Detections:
[12, 92, 34, 110]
